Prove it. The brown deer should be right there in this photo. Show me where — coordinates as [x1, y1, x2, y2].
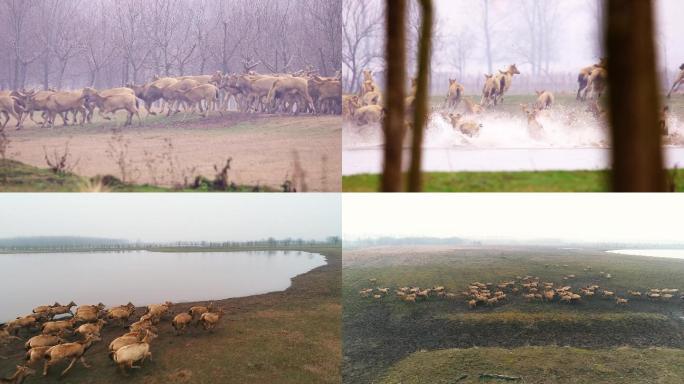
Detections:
[0, 365, 35, 384]
[667, 63, 684, 98]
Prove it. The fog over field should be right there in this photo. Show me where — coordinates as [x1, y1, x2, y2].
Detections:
[0, 0, 341, 90]
[434, 0, 682, 74]
[343, 194, 684, 244]
[0, 194, 341, 242]
[343, 0, 683, 93]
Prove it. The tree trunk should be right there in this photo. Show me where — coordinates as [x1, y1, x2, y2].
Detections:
[606, 0, 665, 191]
[407, 0, 432, 192]
[43, 52, 50, 90]
[381, 0, 406, 192]
[483, 0, 492, 74]
[13, 58, 20, 90]
[89, 70, 97, 87]
[19, 63, 27, 89]
[222, 22, 229, 73]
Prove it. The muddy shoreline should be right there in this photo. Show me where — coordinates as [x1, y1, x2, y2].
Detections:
[1, 246, 341, 383]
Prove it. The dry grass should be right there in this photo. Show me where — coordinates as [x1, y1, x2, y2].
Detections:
[380, 346, 684, 384]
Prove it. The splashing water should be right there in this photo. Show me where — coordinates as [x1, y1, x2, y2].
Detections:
[343, 104, 684, 150]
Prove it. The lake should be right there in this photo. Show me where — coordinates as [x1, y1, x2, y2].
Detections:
[606, 249, 684, 260]
[0, 250, 326, 322]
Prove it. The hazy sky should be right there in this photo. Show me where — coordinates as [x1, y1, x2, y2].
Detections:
[343, 194, 684, 244]
[0, 194, 341, 242]
[434, 0, 683, 74]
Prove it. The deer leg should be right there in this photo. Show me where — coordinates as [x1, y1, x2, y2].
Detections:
[60, 112, 69, 126]
[145, 101, 156, 116]
[44, 112, 52, 128]
[29, 110, 40, 124]
[668, 80, 683, 98]
[202, 100, 209, 117]
[60, 357, 77, 376]
[80, 356, 91, 368]
[11, 110, 22, 129]
[99, 110, 112, 121]
[43, 359, 51, 376]
[0, 111, 8, 128]
[166, 100, 174, 116]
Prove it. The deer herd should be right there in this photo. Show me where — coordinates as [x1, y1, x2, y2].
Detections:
[0, 65, 342, 130]
[359, 272, 682, 312]
[344, 59, 684, 140]
[0, 299, 225, 381]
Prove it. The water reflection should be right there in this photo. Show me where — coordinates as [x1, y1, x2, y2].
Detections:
[0, 250, 326, 321]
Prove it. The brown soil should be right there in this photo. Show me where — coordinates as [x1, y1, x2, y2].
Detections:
[5, 112, 341, 191]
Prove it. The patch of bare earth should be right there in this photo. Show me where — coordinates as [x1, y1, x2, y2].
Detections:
[6, 112, 341, 191]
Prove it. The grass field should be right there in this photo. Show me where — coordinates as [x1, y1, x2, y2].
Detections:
[0, 159, 273, 191]
[380, 346, 684, 384]
[0, 246, 341, 383]
[343, 169, 684, 192]
[342, 170, 615, 192]
[342, 245, 684, 383]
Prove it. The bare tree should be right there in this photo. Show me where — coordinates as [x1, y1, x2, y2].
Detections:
[192, 0, 212, 74]
[452, 27, 474, 78]
[250, 1, 296, 73]
[512, 0, 560, 76]
[0, 0, 342, 89]
[115, 0, 153, 84]
[148, 0, 178, 76]
[482, 0, 493, 74]
[170, 8, 197, 75]
[83, 1, 117, 87]
[590, 0, 606, 58]
[51, 1, 84, 88]
[2, 0, 42, 89]
[342, 0, 383, 92]
[215, 0, 254, 74]
[300, 0, 342, 76]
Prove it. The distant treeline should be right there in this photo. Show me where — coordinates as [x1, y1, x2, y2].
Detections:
[0, 236, 129, 248]
[344, 237, 473, 248]
[0, 236, 341, 252]
[343, 236, 684, 250]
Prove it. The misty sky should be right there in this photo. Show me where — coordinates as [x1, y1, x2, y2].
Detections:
[343, 194, 684, 244]
[0, 194, 340, 242]
[434, 0, 683, 74]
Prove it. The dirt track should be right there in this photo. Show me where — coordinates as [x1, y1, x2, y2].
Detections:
[5, 112, 341, 191]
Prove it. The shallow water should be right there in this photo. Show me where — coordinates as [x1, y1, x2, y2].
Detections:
[0, 250, 326, 321]
[344, 106, 684, 150]
[343, 107, 684, 174]
[606, 249, 684, 260]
